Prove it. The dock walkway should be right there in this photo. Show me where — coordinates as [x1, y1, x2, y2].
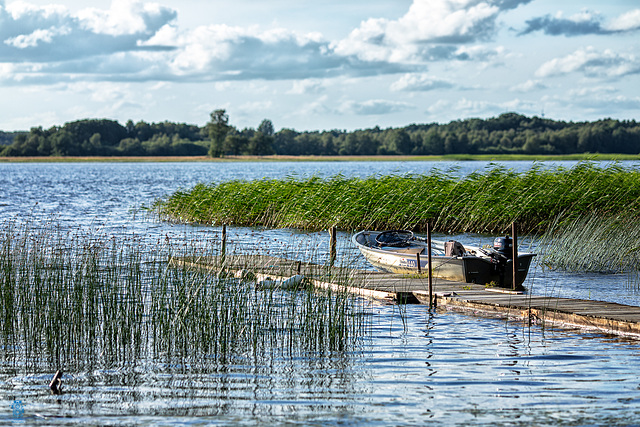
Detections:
[171, 254, 640, 339]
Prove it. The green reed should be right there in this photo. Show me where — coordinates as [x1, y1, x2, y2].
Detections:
[539, 213, 640, 273]
[0, 220, 369, 372]
[154, 162, 640, 235]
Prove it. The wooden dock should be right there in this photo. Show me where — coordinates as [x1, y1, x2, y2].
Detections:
[171, 255, 640, 339]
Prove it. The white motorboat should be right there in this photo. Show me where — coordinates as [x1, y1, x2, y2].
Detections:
[352, 230, 535, 289]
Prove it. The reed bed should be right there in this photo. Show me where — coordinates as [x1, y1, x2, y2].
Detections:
[0, 220, 369, 372]
[154, 162, 640, 235]
[539, 213, 640, 273]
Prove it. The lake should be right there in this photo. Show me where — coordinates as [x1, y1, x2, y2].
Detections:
[2, 160, 640, 426]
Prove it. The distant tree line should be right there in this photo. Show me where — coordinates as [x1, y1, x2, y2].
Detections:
[1, 112, 639, 157]
[0, 119, 208, 157]
[0, 131, 25, 146]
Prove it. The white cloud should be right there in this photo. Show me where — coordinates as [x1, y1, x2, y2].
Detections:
[536, 47, 640, 78]
[333, 0, 529, 63]
[4, 26, 71, 48]
[235, 100, 275, 126]
[0, 2, 360, 83]
[340, 99, 415, 115]
[77, 0, 176, 36]
[4, 1, 68, 20]
[520, 7, 640, 36]
[0, 0, 525, 86]
[426, 96, 537, 118]
[238, 100, 274, 113]
[567, 85, 617, 97]
[396, 0, 498, 43]
[510, 79, 547, 92]
[66, 81, 132, 103]
[287, 79, 326, 95]
[391, 73, 454, 91]
[604, 9, 640, 32]
[163, 24, 382, 81]
[453, 44, 504, 61]
[544, 89, 640, 115]
[0, 0, 177, 66]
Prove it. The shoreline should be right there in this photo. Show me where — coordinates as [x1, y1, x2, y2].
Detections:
[1, 153, 639, 163]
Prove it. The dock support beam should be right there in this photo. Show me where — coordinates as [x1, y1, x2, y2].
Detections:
[221, 223, 227, 262]
[329, 225, 337, 266]
[512, 222, 517, 290]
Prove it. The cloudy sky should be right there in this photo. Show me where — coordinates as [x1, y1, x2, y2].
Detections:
[0, 0, 638, 132]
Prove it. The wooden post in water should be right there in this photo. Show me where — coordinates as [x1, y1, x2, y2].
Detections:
[427, 223, 433, 308]
[511, 222, 518, 290]
[329, 225, 337, 266]
[49, 370, 63, 395]
[221, 223, 227, 262]
[416, 252, 421, 273]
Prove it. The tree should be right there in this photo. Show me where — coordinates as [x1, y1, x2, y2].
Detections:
[422, 128, 444, 154]
[81, 133, 103, 155]
[118, 138, 145, 155]
[50, 130, 77, 156]
[523, 134, 541, 154]
[224, 134, 249, 156]
[258, 119, 274, 136]
[388, 129, 412, 154]
[248, 132, 274, 155]
[273, 128, 298, 154]
[62, 119, 127, 147]
[125, 120, 135, 136]
[207, 109, 230, 157]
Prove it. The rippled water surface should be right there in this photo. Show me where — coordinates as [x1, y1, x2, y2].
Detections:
[2, 160, 640, 426]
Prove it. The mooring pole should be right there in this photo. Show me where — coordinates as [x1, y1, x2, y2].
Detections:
[512, 222, 518, 290]
[329, 225, 337, 266]
[416, 252, 421, 273]
[221, 223, 227, 262]
[427, 223, 433, 308]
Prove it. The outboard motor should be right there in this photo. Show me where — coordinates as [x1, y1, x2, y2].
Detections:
[491, 236, 513, 287]
[493, 236, 513, 260]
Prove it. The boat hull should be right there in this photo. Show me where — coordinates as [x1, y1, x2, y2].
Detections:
[353, 231, 535, 288]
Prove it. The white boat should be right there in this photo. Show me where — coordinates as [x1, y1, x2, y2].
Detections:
[352, 230, 535, 289]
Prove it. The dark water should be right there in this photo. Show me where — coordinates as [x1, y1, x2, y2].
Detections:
[2, 160, 640, 426]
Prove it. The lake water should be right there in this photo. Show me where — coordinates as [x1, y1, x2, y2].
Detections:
[2, 160, 640, 426]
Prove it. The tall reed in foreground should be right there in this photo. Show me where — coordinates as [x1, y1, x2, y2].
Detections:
[0, 219, 370, 372]
[154, 162, 640, 235]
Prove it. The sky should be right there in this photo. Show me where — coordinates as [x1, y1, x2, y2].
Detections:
[0, 0, 639, 132]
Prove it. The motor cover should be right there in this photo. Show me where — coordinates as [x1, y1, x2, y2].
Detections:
[493, 236, 513, 259]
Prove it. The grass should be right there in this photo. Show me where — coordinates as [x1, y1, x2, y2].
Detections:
[154, 162, 640, 236]
[0, 219, 369, 372]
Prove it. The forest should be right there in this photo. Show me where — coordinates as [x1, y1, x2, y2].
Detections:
[0, 131, 24, 147]
[1, 112, 639, 157]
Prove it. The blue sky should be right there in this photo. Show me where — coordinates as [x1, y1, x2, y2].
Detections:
[0, 0, 638, 132]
